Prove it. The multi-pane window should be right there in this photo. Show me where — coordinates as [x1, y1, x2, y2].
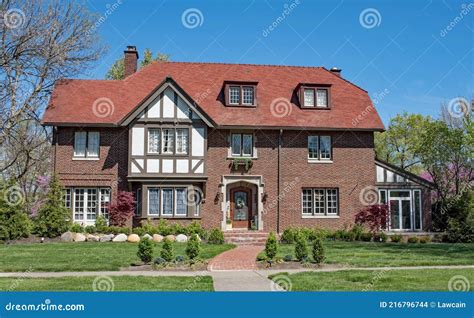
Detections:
[64, 189, 71, 209]
[175, 188, 188, 216]
[304, 89, 315, 107]
[242, 86, 255, 105]
[135, 188, 142, 216]
[229, 86, 241, 104]
[302, 188, 339, 216]
[307, 136, 332, 160]
[227, 85, 256, 106]
[69, 188, 111, 224]
[316, 89, 328, 107]
[147, 187, 200, 217]
[231, 133, 253, 157]
[162, 129, 174, 154]
[302, 87, 329, 108]
[176, 129, 189, 154]
[74, 131, 99, 158]
[148, 129, 160, 153]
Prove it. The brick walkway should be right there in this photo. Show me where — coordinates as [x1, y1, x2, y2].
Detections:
[207, 245, 264, 271]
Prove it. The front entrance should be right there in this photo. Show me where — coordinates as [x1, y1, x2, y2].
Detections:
[230, 187, 252, 229]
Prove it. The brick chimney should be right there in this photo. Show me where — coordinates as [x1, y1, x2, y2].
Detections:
[124, 46, 139, 78]
[330, 67, 341, 77]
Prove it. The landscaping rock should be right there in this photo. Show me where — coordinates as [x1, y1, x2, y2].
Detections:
[86, 234, 100, 242]
[176, 234, 188, 242]
[73, 233, 86, 242]
[112, 233, 127, 242]
[142, 234, 152, 240]
[100, 234, 114, 242]
[61, 231, 74, 242]
[153, 234, 164, 242]
[165, 234, 176, 242]
[127, 234, 140, 243]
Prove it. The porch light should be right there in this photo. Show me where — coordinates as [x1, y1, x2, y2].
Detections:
[262, 192, 268, 203]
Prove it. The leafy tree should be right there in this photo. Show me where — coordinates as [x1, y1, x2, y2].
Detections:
[265, 232, 278, 260]
[312, 237, 325, 264]
[105, 48, 169, 80]
[108, 191, 135, 227]
[161, 238, 174, 262]
[185, 234, 201, 261]
[355, 204, 389, 233]
[34, 175, 71, 237]
[294, 232, 308, 262]
[137, 237, 154, 263]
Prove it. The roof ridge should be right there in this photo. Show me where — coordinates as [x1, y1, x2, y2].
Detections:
[135, 60, 325, 70]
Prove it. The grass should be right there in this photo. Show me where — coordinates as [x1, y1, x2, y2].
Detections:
[259, 241, 474, 267]
[0, 242, 234, 272]
[0, 276, 214, 291]
[270, 268, 474, 291]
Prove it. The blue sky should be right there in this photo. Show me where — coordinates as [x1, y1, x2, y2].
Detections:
[84, 0, 473, 125]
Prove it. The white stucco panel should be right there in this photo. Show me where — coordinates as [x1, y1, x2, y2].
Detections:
[162, 88, 175, 118]
[162, 159, 174, 173]
[192, 127, 205, 156]
[147, 97, 161, 118]
[131, 127, 144, 156]
[147, 159, 160, 173]
[176, 159, 189, 173]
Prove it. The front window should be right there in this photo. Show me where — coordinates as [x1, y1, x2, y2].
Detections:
[316, 89, 328, 107]
[308, 135, 332, 161]
[162, 188, 174, 216]
[227, 84, 256, 106]
[242, 86, 255, 105]
[175, 188, 188, 216]
[231, 133, 253, 157]
[302, 188, 339, 216]
[229, 86, 241, 104]
[176, 129, 189, 154]
[162, 129, 174, 154]
[74, 131, 99, 158]
[147, 187, 201, 218]
[148, 188, 160, 216]
[304, 89, 315, 107]
[70, 187, 110, 224]
[148, 129, 160, 153]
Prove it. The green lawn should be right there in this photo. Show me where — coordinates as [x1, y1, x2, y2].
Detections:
[260, 241, 474, 267]
[270, 269, 474, 291]
[0, 275, 213, 291]
[0, 242, 234, 272]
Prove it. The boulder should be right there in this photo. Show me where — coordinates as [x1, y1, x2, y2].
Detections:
[73, 233, 86, 242]
[61, 231, 74, 242]
[176, 234, 188, 242]
[100, 234, 114, 242]
[165, 234, 176, 242]
[127, 234, 140, 243]
[142, 234, 152, 240]
[112, 233, 127, 242]
[153, 234, 164, 242]
[86, 234, 100, 242]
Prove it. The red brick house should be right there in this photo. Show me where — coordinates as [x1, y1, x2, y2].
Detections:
[42, 46, 432, 233]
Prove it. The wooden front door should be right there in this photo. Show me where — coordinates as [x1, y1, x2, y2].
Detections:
[230, 187, 252, 229]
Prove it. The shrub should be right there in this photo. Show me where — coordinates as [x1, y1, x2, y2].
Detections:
[137, 237, 154, 264]
[207, 228, 225, 244]
[132, 227, 145, 236]
[355, 204, 389, 233]
[156, 219, 172, 236]
[407, 236, 419, 244]
[283, 254, 293, 262]
[186, 221, 207, 240]
[84, 225, 96, 234]
[280, 228, 297, 244]
[161, 238, 174, 262]
[185, 234, 201, 261]
[312, 237, 325, 264]
[34, 175, 71, 238]
[70, 223, 84, 233]
[108, 191, 135, 227]
[360, 232, 372, 242]
[390, 234, 403, 243]
[294, 232, 308, 262]
[312, 228, 331, 240]
[171, 223, 186, 235]
[154, 257, 165, 265]
[105, 226, 131, 235]
[438, 190, 473, 242]
[419, 237, 431, 244]
[140, 219, 156, 234]
[0, 184, 31, 240]
[95, 215, 108, 233]
[373, 232, 388, 242]
[350, 224, 364, 241]
[265, 232, 278, 260]
[175, 255, 185, 263]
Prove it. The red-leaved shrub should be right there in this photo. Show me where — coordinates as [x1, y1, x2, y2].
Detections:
[355, 204, 389, 233]
[109, 191, 135, 227]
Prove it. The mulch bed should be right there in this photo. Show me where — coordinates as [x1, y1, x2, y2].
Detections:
[3, 235, 62, 244]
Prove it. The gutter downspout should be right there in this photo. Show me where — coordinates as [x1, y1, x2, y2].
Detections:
[277, 129, 282, 234]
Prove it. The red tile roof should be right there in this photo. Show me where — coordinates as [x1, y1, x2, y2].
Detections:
[42, 61, 384, 130]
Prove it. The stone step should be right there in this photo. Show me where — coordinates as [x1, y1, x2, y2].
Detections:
[224, 232, 269, 245]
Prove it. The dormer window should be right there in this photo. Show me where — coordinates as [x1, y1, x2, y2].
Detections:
[225, 83, 257, 106]
[300, 86, 330, 108]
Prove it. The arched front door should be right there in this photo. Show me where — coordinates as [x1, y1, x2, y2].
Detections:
[230, 187, 252, 229]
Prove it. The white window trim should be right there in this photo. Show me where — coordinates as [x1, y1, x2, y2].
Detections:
[307, 135, 332, 162]
[316, 88, 329, 108]
[73, 131, 100, 159]
[71, 187, 110, 225]
[148, 129, 161, 154]
[229, 133, 257, 158]
[301, 188, 339, 218]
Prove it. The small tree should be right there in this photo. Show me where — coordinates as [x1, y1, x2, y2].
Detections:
[0, 182, 31, 241]
[185, 234, 201, 261]
[355, 204, 389, 233]
[137, 237, 154, 264]
[294, 232, 308, 262]
[265, 232, 278, 260]
[109, 191, 135, 227]
[34, 175, 71, 237]
[161, 238, 174, 262]
[312, 237, 325, 264]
